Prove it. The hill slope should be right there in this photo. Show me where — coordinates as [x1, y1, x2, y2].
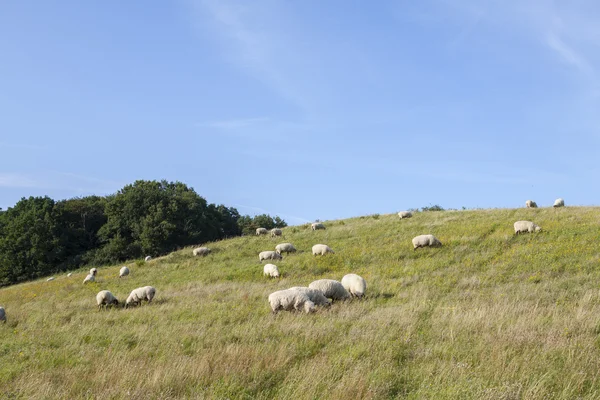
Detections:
[1, 207, 600, 399]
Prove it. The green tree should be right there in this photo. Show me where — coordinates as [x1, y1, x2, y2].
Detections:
[97, 180, 223, 262]
[237, 213, 287, 236]
[0, 197, 64, 285]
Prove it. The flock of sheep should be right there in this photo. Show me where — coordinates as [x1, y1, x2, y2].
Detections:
[0, 199, 566, 322]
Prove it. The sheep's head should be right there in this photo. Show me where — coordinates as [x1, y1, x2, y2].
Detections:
[535, 226, 542, 232]
[303, 301, 316, 313]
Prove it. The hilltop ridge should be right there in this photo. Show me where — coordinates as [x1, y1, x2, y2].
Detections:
[1, 207, 600, 399]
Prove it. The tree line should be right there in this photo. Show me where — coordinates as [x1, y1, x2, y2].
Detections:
[0, 180, 286, 286]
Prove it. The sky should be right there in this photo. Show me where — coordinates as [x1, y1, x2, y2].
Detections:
[1, 1, 599, 225]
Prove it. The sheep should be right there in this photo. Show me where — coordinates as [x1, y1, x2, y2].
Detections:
[275, 243, 297, 255]
[256, 227, 268, 236]
[525, 200, 538, 208]
[263, 264, 280, 278]
[119, 266, 130, 278]
[288, 287, 332, 307]
[308, 279, 350, 301]
[271, 228, 283, 237]
[144, 256, 152, 262]
[268, 289, 316, 314]
[514, 220, 542, 234]
[67, 273, 73, 277]
[312, 244, 335, 256]
[192, 247, 211, 257]
[341, 274, 367, 298]
[412, 234, 442, 250]
[46, 277, 55, 282]
[0, 307, 6, 323]
[90, 268, 98, 276]
[125, 286, 156, 308]
[553, 198, 565, 207]
[311, 223, 326, 230]
[83, 274, 95, 284]
[398, 211, 413, 219]
[96, 290, 119, 310]
[259, 251, 283, 262]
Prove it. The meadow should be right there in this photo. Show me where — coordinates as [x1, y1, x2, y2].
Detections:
[1, 207, 600, 399]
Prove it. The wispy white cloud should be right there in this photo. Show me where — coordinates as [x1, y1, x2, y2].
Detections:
[195, 117, 270, 129]
[187, 0, 313, 112]
[546, 32, 594, 77]
[0, 173, 43, 189]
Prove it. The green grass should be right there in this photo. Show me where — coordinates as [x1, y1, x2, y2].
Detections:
[2, 207, 600, 399]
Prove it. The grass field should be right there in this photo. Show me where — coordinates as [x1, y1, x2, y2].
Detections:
[1, 207, 600, 399]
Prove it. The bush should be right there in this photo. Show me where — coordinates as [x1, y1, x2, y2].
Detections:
[421, 204, 445, 212]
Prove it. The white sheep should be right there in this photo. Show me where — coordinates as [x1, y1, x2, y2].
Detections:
[96, 290, 119, 310]
[412, 234, 442, 250]
[144, 256, 152, 262]
[83, 274, 95, 284]
[553, 198, 565, 207]
[263, 264, 280, 278]
[256, 227, 268, 236]
[398, 211, 412, 219]
[271, 228, 283, 237]
[275, 243, 296, 255]
[312, 244, 335, 256]
[288, 287, 332, 307]
[341, 274, 367, 298]
[259, 251, 283, 262]
[90, 268, 98, 276]
[268, 289, 316, 314]
[514, 220, 542, 234]
[67, 273, 73, 277]
[308, 279, 350, 301]
[192, 247, 211, 257]
[46, 277, 55, 282]
[311, 223, 326, 230]
[525, 200, 538, 208]
[125, 286, 156, 308]
[119, 266, 130, 278]
[0, 307, 6, 323]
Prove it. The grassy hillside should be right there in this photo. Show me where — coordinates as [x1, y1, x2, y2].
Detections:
[2, 207, 600, 399]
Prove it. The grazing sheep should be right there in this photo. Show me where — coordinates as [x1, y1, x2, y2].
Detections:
[144, 256, 152, 262]
[275, 243, 297, 255]
[90, 268, 98, 276]
[96, 290, 119, 310]
[341, 274, 367, 298]
[0, 307, 6, 323]
[259, 251, 283, 262]
[46, 277, 55, 282]
[525, 200, 538, 208]
[67, 273, 73, 277]
[288, 287, 332, 307]
[553, 198, 565, 207]
[312, 244, 335, 256]
[271, 228, 283, 237]
[125, 286, 156, 308]
[83, 274, 95, 284]
[311, 222, 326, 230]
[514, 220, 542, 234]
[398, 211, 412, 219]
[263, 264, 280, 278]
[192, 247, 211, 257]
[268, 289, 316, 314]
[119, 266, 130, 278]
[256, 227, 268, 236]
[308, 279, 350, 301]
[412, 234, 442, 250]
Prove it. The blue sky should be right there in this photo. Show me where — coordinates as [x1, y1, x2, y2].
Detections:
[1, 1, 599, 224]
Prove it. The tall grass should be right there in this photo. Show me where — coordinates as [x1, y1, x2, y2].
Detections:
[1, 207, 600, 398]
